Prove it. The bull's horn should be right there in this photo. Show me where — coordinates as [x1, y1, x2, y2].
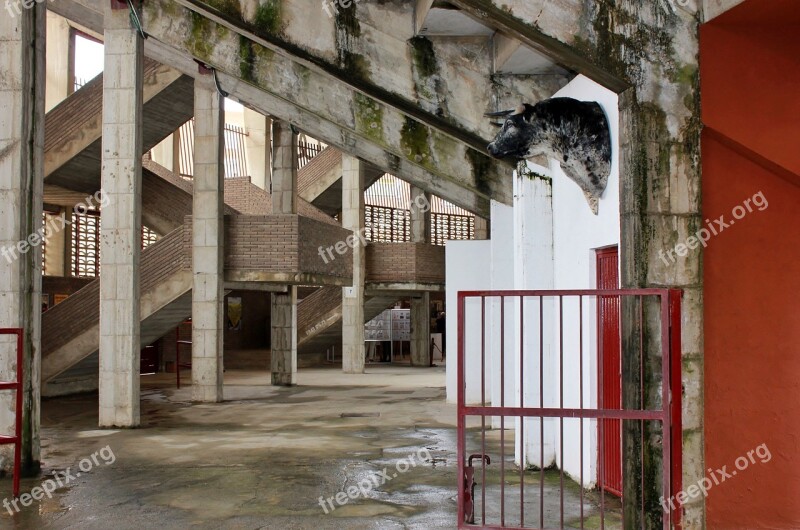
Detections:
[484, 109, 514, 118]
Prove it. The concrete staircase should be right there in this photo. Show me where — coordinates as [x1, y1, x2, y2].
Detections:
[297, 287, 400, 357]
[42, 228, 192, 395]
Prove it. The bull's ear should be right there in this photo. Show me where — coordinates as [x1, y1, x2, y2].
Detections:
[489, 121, 503, 128]
[485, 109, 514, 118]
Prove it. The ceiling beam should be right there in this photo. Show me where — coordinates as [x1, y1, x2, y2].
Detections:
[448, 0, 628, 92]
[414, 0, 436, 34]
[144, 39, 494, 217]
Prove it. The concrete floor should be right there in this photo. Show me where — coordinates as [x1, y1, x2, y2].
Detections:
[0, 365, 619, 529]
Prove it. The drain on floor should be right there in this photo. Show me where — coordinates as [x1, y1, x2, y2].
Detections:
[340, 412, 381, 418]
[384, 390, 415, 395]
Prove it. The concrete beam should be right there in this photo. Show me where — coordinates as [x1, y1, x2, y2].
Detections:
[414, 0, 436, 34]
[448, 0, 628, 92]
[493, 33, 522, 73]
[140, 0, 510, 216]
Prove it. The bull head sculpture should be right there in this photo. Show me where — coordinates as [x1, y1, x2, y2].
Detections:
[487, 98, 612, 214]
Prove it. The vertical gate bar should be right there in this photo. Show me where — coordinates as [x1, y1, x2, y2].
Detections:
[660, 293, 672, 530]
[640, 295, 645, 528]
[599, 292, 605, 530]
[14, 329, 22, 498]
[500, 296, 506, 527]
[539, 295, 545, 529]
[481, 296, 487, 526]
[670, 290, 683, 528]
[579, 296, 584, 529]
[559, 296, 564, 528]
[457, 293, 466, 527]
[520, 296, 525, 527]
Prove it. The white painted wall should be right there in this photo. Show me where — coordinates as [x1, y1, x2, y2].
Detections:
[445, 239, 493, 404]
[551, 75, 620, 487]
[489, 201, 516, 428]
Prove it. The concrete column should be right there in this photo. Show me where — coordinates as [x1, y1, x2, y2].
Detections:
[409, 185, 431, 366]
[341, 155, 366, 374]
[0, 1, 45, 472]
[98, 3, 143, 428]
[191, 79, 225, 403]
[270, 121, 297, 386]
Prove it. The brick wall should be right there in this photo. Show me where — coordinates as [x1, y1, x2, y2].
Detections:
[183, 215, 352, 281]
[365, 242, 445, 284]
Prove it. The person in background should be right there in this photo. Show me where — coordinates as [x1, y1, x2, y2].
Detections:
[436, 311, 446, 361]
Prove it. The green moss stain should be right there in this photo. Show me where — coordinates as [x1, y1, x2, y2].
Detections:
[409, 36, 437, 78]
[400, 118, 432, 166]
[465, 149, 494, 196]
[205, 0, 242, 20]
[354, 93, 384, 143]
[254, 0, 282, 34]
[334, 1, 361, 39]
[340, 50, 370, 80]
[187, 11, 216, 61]
[334, 0, 369, 81]
[239, 35, 255, 82]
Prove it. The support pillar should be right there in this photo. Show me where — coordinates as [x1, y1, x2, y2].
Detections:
[98, 2, 143, 428]
[0, 1, 45, 471]
[270, 121, 297, 386]
[191, 77, 225, 403]
[341, 155, 366, 374]
[409, 185, 431, 367]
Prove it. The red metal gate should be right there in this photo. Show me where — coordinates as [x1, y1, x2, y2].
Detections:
[457, 289, 682, 529]
[596, 248, 622, 497]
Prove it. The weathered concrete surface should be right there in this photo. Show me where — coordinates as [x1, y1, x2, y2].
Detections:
[341, 155, 365, 375]
[139, 0, 514, 216]
[191, 82, 225, 403]
[98, 3, 144, 428]
[0, 0, 45, 473]
[2, 367, 622, 528]
[270, 121, 299, 387]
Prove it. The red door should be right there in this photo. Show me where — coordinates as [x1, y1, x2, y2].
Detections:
[597, 247, 622, 496]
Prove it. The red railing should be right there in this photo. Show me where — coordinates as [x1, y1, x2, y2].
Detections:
[457, 289, 682, 529]
[0, 328, 24, 498]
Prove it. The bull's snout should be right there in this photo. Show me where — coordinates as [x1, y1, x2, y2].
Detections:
[487, 143, 500, 158]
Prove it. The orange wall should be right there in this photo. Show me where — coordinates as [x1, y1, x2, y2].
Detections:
[703, 134, 800, 527]
[702, 2, 800, 525]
